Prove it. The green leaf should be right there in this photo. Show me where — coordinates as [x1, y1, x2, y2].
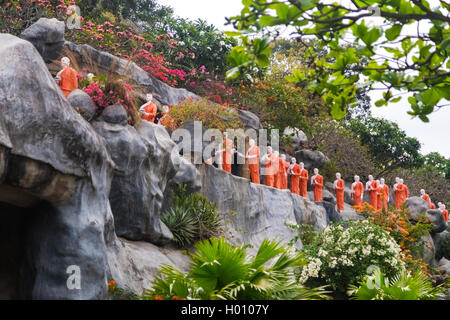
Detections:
[422, 88, 442, 105]
[385, 24, 403, 41]
[362, 27, 382, 46]
[375, 99, 386, 107]
[224, 31, 242, 37]
[226, 67, 241, 79]
[259, 15, 280, 26]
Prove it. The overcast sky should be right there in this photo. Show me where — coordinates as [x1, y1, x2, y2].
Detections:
[158, 0, 450, 158]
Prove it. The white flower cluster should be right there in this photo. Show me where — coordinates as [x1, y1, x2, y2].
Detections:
[299, 258, 322, 283]
[301, 220, 405, 288]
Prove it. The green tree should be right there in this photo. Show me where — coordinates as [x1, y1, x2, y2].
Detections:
[228, 0, 450, 121]
[422, 152, 450, 180]
[345, 115, 423, 175]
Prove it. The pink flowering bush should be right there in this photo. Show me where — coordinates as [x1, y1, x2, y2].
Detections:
[0, 0, 77, 34]
[80, 72, 139, 125]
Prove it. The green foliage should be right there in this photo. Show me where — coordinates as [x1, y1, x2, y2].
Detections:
[348, 267, 447, 300]
[307, 118, 376, 181]
[163, 184, 222, 248]
[226, 35, 271, 82]
[142, 237, 331, 300]
[422, 152, 450, 181]
[167, 97, 244, 131]
[436, 233, 450, 261]
[298, 224, 318, 246]
[229, 0, 450, 120]
[385, 167, 450, 208]
[161, 205, 199, 248]
[345, 115, 423, 175]
[159, 18, 237, 76]
[301, 220, 405, 294]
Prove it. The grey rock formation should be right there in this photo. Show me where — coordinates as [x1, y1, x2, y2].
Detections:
[93, 115, 200, 245]
[283, 127, 308, 150]
[438, 258, 450, 274]
[405, 197, 429, 217]
[107, 237, 190, 295]
[67, 89, 97, 121]
[0, 34, 114, 299]
[236, 108, 263, 130]
[405, 197, 447, 233]
[0, 34, 200, 299]
[421, 233, 437, 266]
[294, 150, 328, 170]
[20, 18, 65, 63]
[198, 164, 328, 253]
[97, 104, 128, 125]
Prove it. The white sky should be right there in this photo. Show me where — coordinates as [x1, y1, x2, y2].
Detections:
[158, 0, 450, 158]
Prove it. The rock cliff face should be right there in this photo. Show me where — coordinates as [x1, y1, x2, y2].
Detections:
[0, 34, 199, 299]
[198, 164, 328, 252]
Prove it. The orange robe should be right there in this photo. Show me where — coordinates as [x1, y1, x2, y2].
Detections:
[248, 146, 260, 184]
[442, 210, 448, 222]
[376, 185, 389, 211]
[222, 138, 233, 173]
[335, 179, 345, 211]
[402, 185, 409, 203]
[141, 101, 157, 123]
[430, 203, 436, 209]
[275, 158, 287, 189]
[352, 181, 364, 207]
[369, 180, 379, 209]
[299, 169, 309, 198]
[281, 160, 290, 189]
[59, 67, 78, 97]
[395, 184, 405, 209]
[159, 114, 174, 128]
[290, 164, 301, 195]
[313, 175, 323, 202]
[265, 154, 277, 187]
[382, 185, 389, 211]
[422, 194, 432, 209]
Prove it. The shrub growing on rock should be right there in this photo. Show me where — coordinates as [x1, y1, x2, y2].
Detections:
[300, 220, 405, 294]
[162, 185, 222, 247]
[166, 97, 244, 131]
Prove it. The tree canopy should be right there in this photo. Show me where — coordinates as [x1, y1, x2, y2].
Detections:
[227, 0, 450, 121]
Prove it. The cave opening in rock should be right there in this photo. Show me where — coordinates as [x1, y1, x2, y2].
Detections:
[0, 200, 41, 300]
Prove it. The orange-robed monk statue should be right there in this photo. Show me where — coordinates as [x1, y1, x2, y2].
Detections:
[246, 139, 260, 184]
[378, 178, 389, 211]
[334, 172, 345, 212]
[351, 175, 364, 207]
[288, 158, 301, 195]
[262, 146, 277, 187]
[56, 56, 78, 97]
[311, 168, 323, 202]
[139, 93, 158, 123]
[366, 175, 379, 209]
[299, 162, 308, 198]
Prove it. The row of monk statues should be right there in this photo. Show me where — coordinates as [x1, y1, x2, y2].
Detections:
[208, 133, 448, 222]
[54, 58, 447, 223]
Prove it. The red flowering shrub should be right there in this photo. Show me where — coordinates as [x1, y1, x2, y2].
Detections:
[80, 73, 139, 125]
